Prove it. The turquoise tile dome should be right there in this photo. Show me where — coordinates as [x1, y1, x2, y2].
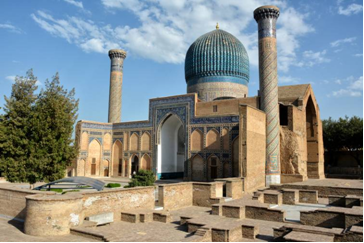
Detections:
[185, 28, 250, 87]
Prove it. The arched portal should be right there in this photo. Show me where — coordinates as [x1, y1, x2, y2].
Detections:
[191, 154, 204, 181]
[112, 140, 123, 177]
[88, 139, 101, 176]
[131, 155, 139, 176]
[208, 155, 219, 180]
[157, 114, 185, 179]
[232, 136, 239, 177]
[141, 154, 152, 170]
[103, 160, 109, 177]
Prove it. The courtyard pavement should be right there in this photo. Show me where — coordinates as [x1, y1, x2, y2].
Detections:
[0, 218, 98, 242]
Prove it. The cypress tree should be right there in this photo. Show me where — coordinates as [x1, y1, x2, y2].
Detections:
[0, 69, 39, 186]
[0, 70, 79, 187]
[33, 73, 79, 182]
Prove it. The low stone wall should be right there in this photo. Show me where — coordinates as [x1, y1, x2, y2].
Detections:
[299, 190, 318, 204]
[271, 184, 362, 197]
[300, 208, 363, 229]
[158, 183, 193, 210]
[281, 174, 304, 184]
[245, 205, 285, 222]
[24, 193, 84, 236]
[215, 178, 244, 199]
[82, 187, 155, 221]
[193, 182, 224, 207]
[0, 186, 54, 220]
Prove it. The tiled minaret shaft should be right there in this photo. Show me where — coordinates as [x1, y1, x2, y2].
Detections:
[254, 6, 280, 186]
[108, 49, 126, 123]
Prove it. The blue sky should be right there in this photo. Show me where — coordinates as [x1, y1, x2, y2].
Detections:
[0, 0, 363, 123]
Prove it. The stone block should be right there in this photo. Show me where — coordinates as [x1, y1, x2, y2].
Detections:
[180, 216, 192, 225]
[328, 195, 345, 207]
[85, 212, 113, 226]
[263, 191, 282, 205]
[188, 222, 205, 233]
[139, 211, 153, 223]
[242, 224, 258, 239]
[245, 205, 285, 222]
[211, 205, 221, 216]
[299, 190, 318, 204]
[221, 205, 245, 219]
[211, 226, 242, 242]
[345, 195, 362, 208]
[121, 212, 139, 223]
[282, 189, 298, 205]
[153, 211, 171, 223]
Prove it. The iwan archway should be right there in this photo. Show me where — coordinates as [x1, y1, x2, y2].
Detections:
[157, 114, 185, 179]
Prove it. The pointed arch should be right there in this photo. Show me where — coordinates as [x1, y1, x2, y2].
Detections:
[103, 133, 112, 150]
[191, 154, 204, 181]
[207, 154, 220, 180]
[222, 128, 229, 150]
[112, 140, 123, 177]
[131, 154, 139, 175]
[232, 136, 239, 177]
[206, 129, 220, 150]
[87, 139, 101, 176]
[191, 129, 203, 151]
[141, 132, 151, 151]
[130, 133, 139, 151]
[80, 132, 88, 150]
[141, 154, 152, 171]
[103, 160, 109, 177]
[77, 159, 85, 176]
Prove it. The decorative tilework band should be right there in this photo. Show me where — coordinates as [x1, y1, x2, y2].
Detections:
[108, 49, 126, 123]
[255, 6, 280, 175]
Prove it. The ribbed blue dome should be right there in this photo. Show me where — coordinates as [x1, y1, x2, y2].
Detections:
[185, 29, 249, 85]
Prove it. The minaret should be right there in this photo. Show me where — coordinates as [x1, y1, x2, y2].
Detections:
[108, 49, 126, 123]
[254, 6, 280, 186]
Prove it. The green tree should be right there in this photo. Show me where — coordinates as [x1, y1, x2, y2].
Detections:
[126, 170, 156, 188]
[0, 70, 79, 187]
[323, 116, 363, 167]
[0, 70, 39, 185]
[32, 73, 79, 182]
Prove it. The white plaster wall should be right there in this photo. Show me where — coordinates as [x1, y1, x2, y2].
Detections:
[160, 115, 184, 173]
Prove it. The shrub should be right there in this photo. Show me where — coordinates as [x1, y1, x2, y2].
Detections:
[106, 183, 121, 188]
[126, 170, 155, 188]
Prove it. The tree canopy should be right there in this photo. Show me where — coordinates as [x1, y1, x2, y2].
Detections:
[322, 116, 363, 166]
[0, 69, 79, 186]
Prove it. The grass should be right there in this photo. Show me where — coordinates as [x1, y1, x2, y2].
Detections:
[62, 190, 80, 194]
[105, 183, 121, 188]
[41, 188, 63, 193]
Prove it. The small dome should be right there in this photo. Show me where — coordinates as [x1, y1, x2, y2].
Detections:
[185, 29, 249, 84]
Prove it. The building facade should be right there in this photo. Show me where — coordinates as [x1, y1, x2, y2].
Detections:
[71, 5, 325, 190]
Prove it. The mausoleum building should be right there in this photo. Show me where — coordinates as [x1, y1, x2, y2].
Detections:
[72, 6, 325, 190]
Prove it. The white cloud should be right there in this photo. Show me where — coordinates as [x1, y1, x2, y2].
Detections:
[330, 37, 356, 47]
[331, 76, 363, 97]
[298, 50, 330, 67]
[338, 3, 363, 16]
[64, 0, 83, 9]
[353, 53, 363, 57]
[0, 23, 23, 34]
[63, 0, 91, 15]
[279, 75, 300, 84]
[5, 75, 42, 85]
[5, 75, 16, 82]
[31, 0, 314, 72]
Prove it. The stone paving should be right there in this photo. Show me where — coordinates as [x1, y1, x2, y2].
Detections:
[0, 218, 98, 242]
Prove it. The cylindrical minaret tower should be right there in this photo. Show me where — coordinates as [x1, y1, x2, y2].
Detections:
[254, 6, 280, 186]
[108, 49, 126, 123]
